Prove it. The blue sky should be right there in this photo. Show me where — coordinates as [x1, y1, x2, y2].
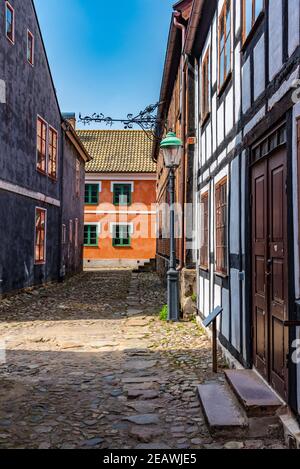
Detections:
[34, 0, 174, 129]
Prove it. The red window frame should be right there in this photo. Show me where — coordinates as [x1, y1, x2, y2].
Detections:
[37, 116, 47, 174]
[48, 126, 58, 179]
[200, 191, 209, 270]
[35, 208, 47, 264]
[27, 30, 34, 65]
[215, 177, 228, 276]
[5, 2, 15, 44]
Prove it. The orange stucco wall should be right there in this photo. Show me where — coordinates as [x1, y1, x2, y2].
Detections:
[84, 178, 157, 262]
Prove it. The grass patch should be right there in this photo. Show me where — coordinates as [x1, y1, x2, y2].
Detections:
[159, 305, 168, 321]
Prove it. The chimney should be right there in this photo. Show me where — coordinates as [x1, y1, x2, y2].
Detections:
[62, 112, 76, 130]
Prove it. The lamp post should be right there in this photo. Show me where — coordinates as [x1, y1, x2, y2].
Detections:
[160, 131, 183, 322]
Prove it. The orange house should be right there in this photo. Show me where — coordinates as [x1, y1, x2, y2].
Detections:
[77, 130, 157, 269]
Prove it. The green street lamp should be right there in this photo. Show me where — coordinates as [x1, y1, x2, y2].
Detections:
[160, 131, 183, 322]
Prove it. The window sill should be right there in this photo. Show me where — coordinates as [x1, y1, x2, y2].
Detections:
[200, 266, 209, 273]
[34, 261, 46, 266]
[241, 12, 265, 52]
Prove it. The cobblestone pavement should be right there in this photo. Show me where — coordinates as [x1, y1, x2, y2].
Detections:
[0, 271, 286, 449]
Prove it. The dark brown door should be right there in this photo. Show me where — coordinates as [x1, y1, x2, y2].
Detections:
[251, 148, 289, 401]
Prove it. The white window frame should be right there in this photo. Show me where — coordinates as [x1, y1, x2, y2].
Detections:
[34, 207, 47, 265]
[5, 2, 15, 45]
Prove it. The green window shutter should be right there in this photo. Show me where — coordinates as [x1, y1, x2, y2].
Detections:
[84, 225, 98, 246]
[113, 224, 131, 247]
[85, 184, 99, 204]
[113, 184, 132, 206]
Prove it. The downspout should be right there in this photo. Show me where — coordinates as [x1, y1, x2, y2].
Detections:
[173, 11, 186, 272]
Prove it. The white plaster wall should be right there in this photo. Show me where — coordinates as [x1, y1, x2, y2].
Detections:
[288, 0, 300, 57]
[225, 86, 234, 136]
[234, 44, 241, 123]
[268, 0, 283, 81]
[242, 57, 251, 114]
[217, 101, 225, 146]
[253, 35, 265, 100]
[230, 269, 241, 352]
[230, 157, 240, 254]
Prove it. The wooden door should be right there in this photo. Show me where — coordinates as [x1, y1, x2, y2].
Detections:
[251, 148, 288, 400]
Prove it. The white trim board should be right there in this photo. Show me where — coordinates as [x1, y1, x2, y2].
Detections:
[0, 179, 61, 207]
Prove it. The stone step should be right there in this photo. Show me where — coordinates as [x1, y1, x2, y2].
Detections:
[197, 383, 248, 437]
[225, 370, 284, 417]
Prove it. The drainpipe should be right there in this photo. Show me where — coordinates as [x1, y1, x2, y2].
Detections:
[173, 11, 186, 272]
